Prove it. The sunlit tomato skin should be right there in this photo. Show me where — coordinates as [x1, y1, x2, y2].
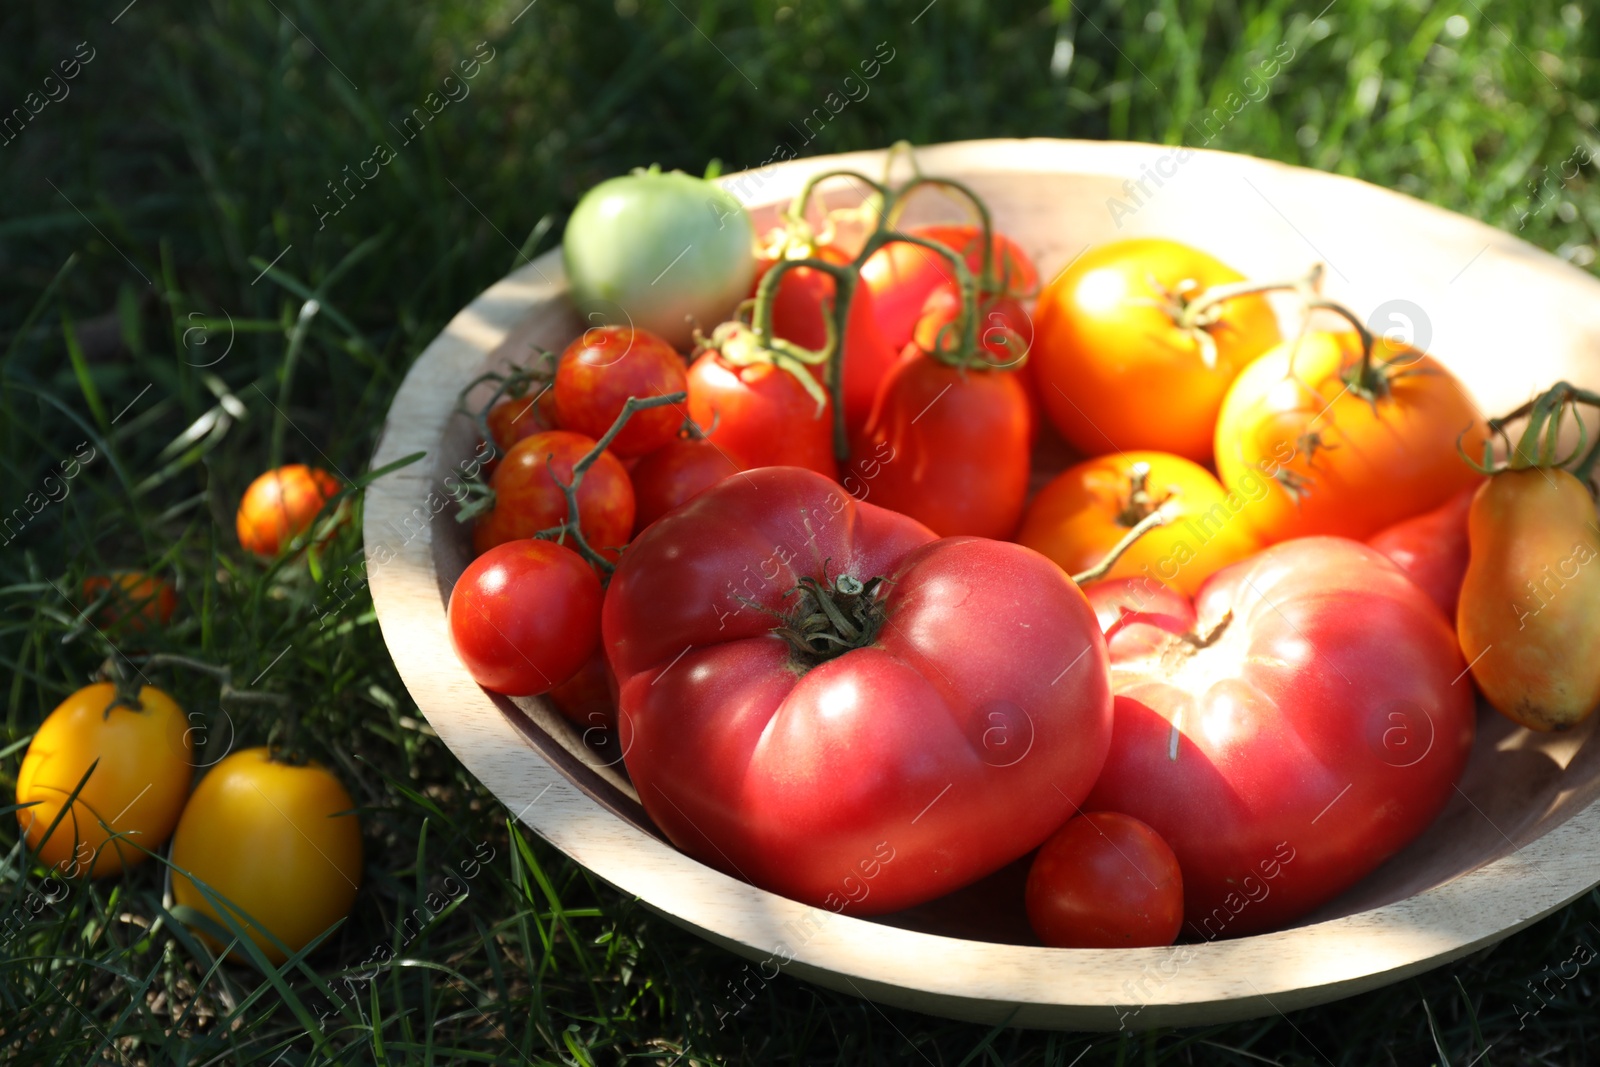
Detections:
[1019, 451, 1263, 597]
[1214, 331, 1488, 543]
[629, 436, 744, 533]
[1083, 577, 1196, 660]
[486, 388, 560, 453]
[449, 539, 603, 696]
[16, 683, 192, 878]
[1459, 469, 1600, 731]
[685, 353, 838, 479]
[860, 225, 1038, 353]
[553, 326, 688, 457]
[236, 465, 342, 557]
[1033, 239, 1281, 461]
[849, 352, 1030, 539]
[758, 248, 898, 438]
[1368, 484, 1479, 621]
[472, 431, 635, 560]
[81, 572, 178, 632]
[1026, 812, 1184, 948]
[170, 748, 362, 965]
[1086, 538, 1475, 939]
[604, 467, 1114, 915]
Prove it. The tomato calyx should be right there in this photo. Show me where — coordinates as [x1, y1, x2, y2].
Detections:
[1114, 461, 1172, 528]
[1470, 381, 1600, 481]
[767, 568, 888, 668]
[698, 318, 833, 415]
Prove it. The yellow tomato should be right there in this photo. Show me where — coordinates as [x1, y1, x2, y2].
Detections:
[1017, 451, 1262, 596]
[1459, 468, 1600, 731]
[1031, 239, 1282, 462]
[171, 747, 362, 963]
[16, 683, 192, 878]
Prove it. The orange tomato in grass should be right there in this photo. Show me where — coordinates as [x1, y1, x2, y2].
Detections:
[236, 465, 342, 557]
[1032, 238, 1281, 462]
[1214, 330, 1487, 543]
[1017, 451, 1261, 596]
[81, 572, 178, 631]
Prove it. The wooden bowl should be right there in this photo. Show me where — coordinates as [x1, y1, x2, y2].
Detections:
[365, 139, 1600, 1030]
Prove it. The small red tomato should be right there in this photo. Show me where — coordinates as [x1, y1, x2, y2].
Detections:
[686, 352, 838, 479]
[629, 436, 745, 533]
[449, 540, 602, 696]
[486, 388, 560, 453]
[860, 224, 1038, 353]
[553, 326, 688, 458]
[758, 247, 898, 437]
[1367, 484, 1479, 621]
[81, 572, 178, 631]
[549, 651, 618, 737]
[850, 351, 1030, 539]
[472, 431, 635, 560]
[1025, 812, 1184, 949]
[236, 465, 342, 557]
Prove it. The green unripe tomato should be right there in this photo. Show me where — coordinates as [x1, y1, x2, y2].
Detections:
[563, 166, 756, 350]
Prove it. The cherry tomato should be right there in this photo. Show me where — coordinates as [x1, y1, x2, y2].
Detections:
[860, 224, 1038, 352]
[605, 467, 1113, 915]
[549, 651, 618, 738]
[236, 465, 342, 557]
[685, 352, 838, 479]
[849, 351, 1030, 539]
[1032, 239, 1282, 462]
[1459, 468, 1600, 731]
[16, 683, 191, 878]
[759, 247, 898, 438]
[486, 387, 560, 453]
[81, 572, 178, 632]
[449, 539, 603, 696]
[472, 430, 635, 559]
[1214, 331, 1487, 542]
[1017, 451, 1262, 596]
[563, 166, 755, 350]
[553, 326, 688, 457]
[1025, 812, 1184, 948]
[1086, 538, 1475, 938]
[629, 436, 744, 533]
[170, 747, 362, 964]
[1368, 484, 1479, 621]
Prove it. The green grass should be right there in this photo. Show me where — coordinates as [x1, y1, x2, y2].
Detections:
[1, 0, 1597, 1062]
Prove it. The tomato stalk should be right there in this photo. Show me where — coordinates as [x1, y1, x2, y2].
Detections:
[1169, 263, 1323, 370]
[1069, 509, 1168, 586]
[1469, 381, 1599, 478]
[770, 571, 888, 667]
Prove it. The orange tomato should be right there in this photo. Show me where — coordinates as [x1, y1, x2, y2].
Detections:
[1214, 331, 1487, 543]
[236, 465, 342, 557]
[16, 683, 192, 877]
[171, 747, 362, 963]
[1017, 451, 1262, 596]
[81, 572, 178, 631]
[1458, 468, 1600, 731]
[1032, 239, 1281, 462]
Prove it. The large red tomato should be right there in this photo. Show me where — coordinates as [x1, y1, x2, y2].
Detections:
[603, 467, 1113, 915]
[685, 352, 838, 479]
[757, 248, 898, 437]
[1085, 537, 1475, 938]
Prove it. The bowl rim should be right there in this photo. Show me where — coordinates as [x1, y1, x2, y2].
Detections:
[364, 137, 1600, 1031]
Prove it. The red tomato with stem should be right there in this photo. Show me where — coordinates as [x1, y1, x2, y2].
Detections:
[685, 352, 838, 479]
[449, 539, 602, 696]
[1085, 537, 1475, 939]
[603, 467, 1114, 915]
[1025, 812, 1184, 948]
[472, 430, 635, 560]
[759, 248, 898, 437]
[236, 465, 342, 557]
[553, 326, 688, 457]
[849, 351, 1031, 539]
[629, 436, 745, 533]
[1367, 484, 1479, 621]
[860, 224, 1038, 352]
